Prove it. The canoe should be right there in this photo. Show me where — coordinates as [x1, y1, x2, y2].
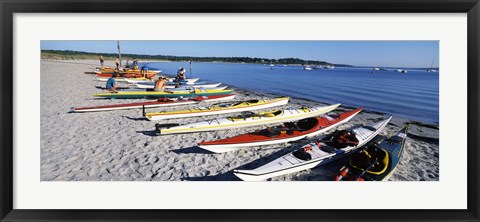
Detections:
[70, 94, 236, 113]
[233, 116, 392, 181]
[333, 124, 408, 181]
[145, 97, 289, 121]
[93, 89, 234, 99]
[135, 82, 221, 89]
[156, 104, 340, 135]
[198, 108, 363, 153]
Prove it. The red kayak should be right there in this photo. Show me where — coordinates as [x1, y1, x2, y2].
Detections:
[70, 94, 236, 113]
[197, 108, 363, 153]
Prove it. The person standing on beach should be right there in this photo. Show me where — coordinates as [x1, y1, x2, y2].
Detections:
[133, 58, 139, 70]
[141, 66, 149, 78]
[154, 76, 167, 92]
[176, 67, 186, 81]
[104, 76, 117, 93]
[99, 55, 105, 69]
[115, 56, 120, 70]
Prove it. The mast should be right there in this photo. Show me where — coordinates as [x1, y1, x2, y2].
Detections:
[117, 41, 122, 67]
[189, 61, 192, 78]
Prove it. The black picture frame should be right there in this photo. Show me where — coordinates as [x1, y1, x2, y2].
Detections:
[1, 0, 479, 221]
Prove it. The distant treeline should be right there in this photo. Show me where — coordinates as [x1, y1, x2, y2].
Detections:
[41, 50, 352, 67]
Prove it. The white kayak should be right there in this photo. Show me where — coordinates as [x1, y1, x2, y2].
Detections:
[165, 86, 228, 91]
[146, 97, 289, 121]
[233, 116, 392, 181]
[123, 77, 200, 84]
[96, 77, 130, 82]
[135, 82, 222, 89]
[168, 77, 200, 83]
[156, 104, 340, 135]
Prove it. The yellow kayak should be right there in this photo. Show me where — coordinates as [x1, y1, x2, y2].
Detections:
[145, 97, 289, 121]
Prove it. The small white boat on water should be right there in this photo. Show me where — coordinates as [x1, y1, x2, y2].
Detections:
[325, 65, 335, 69]
[304, 66, 313, 70]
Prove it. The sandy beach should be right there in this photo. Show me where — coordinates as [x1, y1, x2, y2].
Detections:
[40, 59, 439, 181]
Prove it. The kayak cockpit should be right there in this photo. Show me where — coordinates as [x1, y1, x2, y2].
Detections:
[350, 145, 389, 175]
[260, 118, 319, 137]
[260, 110, 283, 118]
[324, 130, 359, 148]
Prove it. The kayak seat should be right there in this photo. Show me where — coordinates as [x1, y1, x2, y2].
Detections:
[350, 146, 389, 175]
[293, 117, 318, 131]
[321, 145, 337, 153]
[293, 149, 312, 161]
[261, 126, 294, 137]
[326, 130, 359, 148]
[261, 110, 282, 118]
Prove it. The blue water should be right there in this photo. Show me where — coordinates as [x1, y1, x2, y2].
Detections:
[143, 62, 439, 124]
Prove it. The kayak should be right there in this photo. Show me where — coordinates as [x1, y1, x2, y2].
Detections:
[124, 78, 200, 84]
[167, 77, 200, 83]
[163, 86, 228, 91]
[96, 72, 158, 79]
[145, 97, 289, 121]
[156, 104, 341, 135]
[93, 89, 234, 99]
[333, 124, 408, 181]
[135, 81, 207, 87]
[198, 108, 363, 153]
[96, 77, 148, 82]
[95, 86, 131, 90]
[70, 94, 236, 113]
[233, 116, 392, 181]
[95, 67, 162, 74]
[135, 82, 222, 89]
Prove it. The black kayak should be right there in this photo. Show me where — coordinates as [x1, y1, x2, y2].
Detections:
[333, 124, 409, 181]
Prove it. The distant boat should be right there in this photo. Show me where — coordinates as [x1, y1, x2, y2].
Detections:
[304, 66, 313, 70]
[401, 70, 408, 73]
[427, 58, 437, 72]
[325, 65, 335, 69]
[269, 64, 275, 67]
[313, 65, 324, 69]
[283, 64, 288, 67]
[373, 67, 380, 71]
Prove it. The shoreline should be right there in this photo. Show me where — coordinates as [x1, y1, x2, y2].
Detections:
[40, 59, 439, 181]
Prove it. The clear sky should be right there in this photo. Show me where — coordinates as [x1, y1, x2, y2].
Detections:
[41, 40, 439, 68]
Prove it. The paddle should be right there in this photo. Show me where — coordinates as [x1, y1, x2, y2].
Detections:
[353, 158, 379, 181]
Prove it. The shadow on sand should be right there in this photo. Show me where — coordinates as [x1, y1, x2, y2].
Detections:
[136, 130, 159, 137]
[171, 146, 214, 155]
[181, 171, 241, 181]
[123, 116, 148, 121]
